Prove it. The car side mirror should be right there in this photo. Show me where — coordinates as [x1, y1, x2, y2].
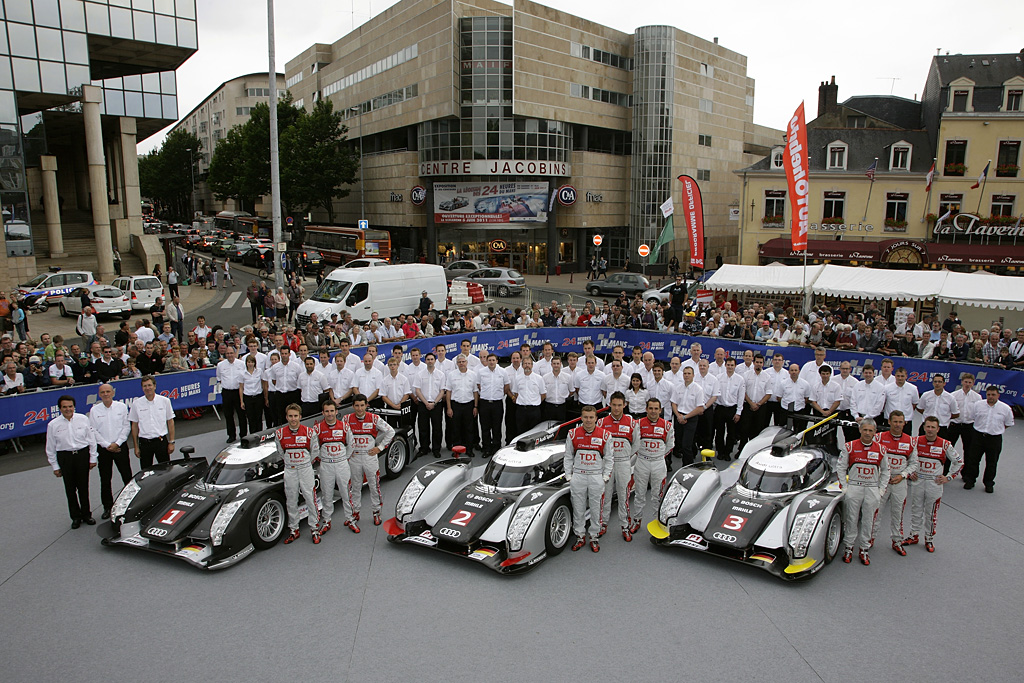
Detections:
[180, 445, 194, 459]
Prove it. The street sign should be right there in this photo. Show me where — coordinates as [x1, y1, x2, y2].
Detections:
[638, 243, 650, 257]
[276, 242, 287, 252]
[286, 216, 293, 226]
[592, 234, 603, 247]
[358, 219, 368, 230]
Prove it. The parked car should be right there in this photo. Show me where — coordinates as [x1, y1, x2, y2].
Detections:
[227, 243, 255, 262]
[585, 272, 651, 297]
[443, 259, 488, 281]
[58, 284, 132, 320]
[16, 270, 95, 302]
[286, 249, 323, 272]
[243, 246, 275, 269]
[197, 235, 218, 251]
[453, 267, 525, 298]
[211, 238, 237, 258]
[111, 275, 165, 311]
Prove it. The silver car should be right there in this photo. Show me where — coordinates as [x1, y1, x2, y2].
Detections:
[59, 284, 132, 320]
[453, 267, 525, 297]
[443, 259, 488, 281]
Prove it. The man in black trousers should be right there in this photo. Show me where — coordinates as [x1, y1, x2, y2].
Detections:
[45, 395, 98, 529]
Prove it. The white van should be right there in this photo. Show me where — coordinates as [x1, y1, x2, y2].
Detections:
[295, 264, 446, 325]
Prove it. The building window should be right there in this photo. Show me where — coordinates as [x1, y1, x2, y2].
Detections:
[951, 89, 970, 112]
[764, 190, 786, 227]
[991, 195, 1015, 217]
[285, 72, 303, 88]
[997, 140, 1020, 177]
[696, 169, 711, 181]
[939, 193, 962, 219]
[944, 140, 967, 175]
[890, 144, 911, 171]
[235, 106, 252, 116]
[827, 143, 847, 170]
[771, 149, 784, 169]
[699, 63, 714, 78]
[199, 121, 206, 133]
[571, 83, 630, 107]
[848, 115, 866, 128]
[323, 44, 419, 98]
[822, 191, 845, 221]
[698, 98, 713, 114]
[246, 87, 271, 97]
[571, 42, 631, 70]
[698, 134, 711, 147]
[1007, 89, 1022, 112]
[885, 193, 909, 231]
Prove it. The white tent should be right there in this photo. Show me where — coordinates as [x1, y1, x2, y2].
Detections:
[810, 265, 948, 301]
[938, 270, 1024, 311]
[704, 263, 825, 295]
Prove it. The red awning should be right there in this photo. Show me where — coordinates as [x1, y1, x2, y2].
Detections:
[928, 243, 1024, 267]
[759, 238, 879, 262]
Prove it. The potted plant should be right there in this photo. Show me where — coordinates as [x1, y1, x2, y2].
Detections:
[820, 216, 844, 226]
[761, 215, 784, 227]
[926, 213, 938, 224]
[944, 162, 966, 176]
[884, 218, 908, 230]
[996, 163, 1019, 177]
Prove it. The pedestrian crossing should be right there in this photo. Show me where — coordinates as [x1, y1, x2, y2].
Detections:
[221, 291, 249, 309]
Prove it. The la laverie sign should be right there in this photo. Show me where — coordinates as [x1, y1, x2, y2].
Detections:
[934, 213, 1024, 237]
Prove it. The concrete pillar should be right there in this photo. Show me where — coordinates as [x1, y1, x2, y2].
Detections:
[81, 85, 114, 281]
[40, 155, 64, 258]
[119, 117, 143, 249]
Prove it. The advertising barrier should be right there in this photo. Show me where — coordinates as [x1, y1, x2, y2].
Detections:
[353, 328, 1024, 406]
[0, 368, 220, 441]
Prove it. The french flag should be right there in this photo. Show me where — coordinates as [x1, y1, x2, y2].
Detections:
[970, 161, 990, 190]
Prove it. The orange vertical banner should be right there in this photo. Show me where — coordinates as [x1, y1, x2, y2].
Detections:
[783, 102, 809, 251]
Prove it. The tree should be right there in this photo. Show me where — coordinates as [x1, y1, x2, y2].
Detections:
[138, 129, 202, 220]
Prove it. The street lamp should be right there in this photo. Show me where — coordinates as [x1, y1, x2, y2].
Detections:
[185, 147, 196, 218]
[349, 105, 365, 221]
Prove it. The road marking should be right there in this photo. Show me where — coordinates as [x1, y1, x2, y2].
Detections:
[221, 292, 242, 309]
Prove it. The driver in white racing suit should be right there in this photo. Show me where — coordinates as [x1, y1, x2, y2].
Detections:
[905, 415, 963, 552]
[629, 397, 674, 536]
[563, 404, 614, 553]
[314, 399, 359, 535]
[344, 394, 395, 527]
[277, 402, 322, 545]
[599, 392, 639, 541]
[870, 410, 918, 555]
[837, 417, 889, 565]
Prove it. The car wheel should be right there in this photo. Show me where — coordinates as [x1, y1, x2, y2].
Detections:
[496, 285, 510, 298]
[121, 312, 132, 320]
[587, 286, 599, 295]
[823, 508, 843, 564]
[382, 437, 408, 480]
[249, 492, 286, 550]
[59, 303, 69, 318]
[37, 302, 48, 313]
[544, 499, 573, 556]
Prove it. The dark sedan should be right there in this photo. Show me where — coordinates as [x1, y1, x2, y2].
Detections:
[243, 246, 275, 269]
[585, 272, 651, 297]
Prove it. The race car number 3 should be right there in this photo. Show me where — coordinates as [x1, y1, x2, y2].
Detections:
[721, 514, 747, 531]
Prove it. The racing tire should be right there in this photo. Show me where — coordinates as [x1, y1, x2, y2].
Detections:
[382, 437, 408, 480]
[822, 508, 843, 564]
[59, 303, 69, 318]
[249, 492, 287, 550]
[544, 500, 573, 556]
[496, 285, 510, 298]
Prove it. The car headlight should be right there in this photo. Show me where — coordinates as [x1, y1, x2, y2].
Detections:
[395, 478, 425, 521]
[788, 510, 823, 559]
[210, 500, 245, 546]
[507, 503, 542, 552]
[110, 479, 141, 520]
[658, 482, 688, 525]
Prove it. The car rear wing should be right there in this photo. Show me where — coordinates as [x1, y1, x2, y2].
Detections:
[514, 405, 611, 451]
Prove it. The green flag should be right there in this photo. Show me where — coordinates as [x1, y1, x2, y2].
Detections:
[650, 215, 674, 263]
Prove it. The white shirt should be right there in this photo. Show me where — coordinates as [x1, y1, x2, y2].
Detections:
[835, 374, 859, 411]
[637, 366, 656, 390]
[671, 380, 706, 415]
[216, 358, 245, 390]
[533, 357, 555, 376]
[810, 378, 844, 413]
[476, 365, 510, 401]
[243, 349, 268, 372]
[877, 373, 896, 387]
[3, 373, 24, 391]
[626, 388, 650, 413]
[512, 372, 546, 406]
[457, 353, 482, 370]
[600, 372, 631, 405]
[799, 360, 828, 386]
[351, 365, 384, 397]
[401, 361, 426, 387]
[575, 368, 606, 405]
[680, 358, 700, 375]
[135, 326, 155, 344]
[736, 361, 755, 377]
[380, 372, 412, 404]
[298, 368, 330, 403]
[272, 359, 303, 392]
[415, 367, 448, 402]
[777, 377, 812, 411]
[708, 360, 728, 379]
[625, 359, 645, 376]
[241, 368, 265, 396]
[648, 378, 675, 408]
[326, 366, 354, 399]
[129, 394, 174, 438]
[744, 369, 773, 403]
[544, 371, 573, 405]
[334, 351, 361, 372]
[45, 413, 98, 470]
[446, 369, 477, 403]
[434, 357, 455, 375]
[49, 364, 73, 380]
[970, 400, 1015, 435]
[885, 382, 920, 418]
[665, 367, 686, 389]
[951, 388, 983, 425]
[582, 355, 606, 372]
[917, 389, 959, 426]
[88, 401, 130, 449]
[764, 366, 787, 402]
[717, 372, 746, 414]
[694, 372, 720, 407]
[852, 379, 886, 419]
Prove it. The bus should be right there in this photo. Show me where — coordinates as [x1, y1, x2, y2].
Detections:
[214, 211, 271, 239]
[303, 225, 392, 264]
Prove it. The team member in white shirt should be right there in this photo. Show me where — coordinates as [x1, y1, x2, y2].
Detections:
[624, 346, 645, 376]
[852, 364, 886, 425]
[670, 366, 706, 465]
[708, 347, 728, 379]
[271, 347, 303, 424]
[476, 352, 510, 457]
[949, 373, 982, 456]
[774, 363, 812, 430]
[89, 384, 131, 520]
[680, 344, 702, 374]
[713, 358, 745, 459]
[736, 349, 755, 377]
[964, 386, 1015, 492]
[835, 360, 860, 442]
[664, 356, 685, 389]
[380, 357, 412, 410]
[295, 356, 328, 417]
[693, 359, 720, 451]
[446, 355, 479, 456]
[764, 353, 787, 426]
[241, 354, 267, 434]
[915, 373, 959, 438]
[242, 338, 268, 372]
[809, 364, 843, 419]
[216, 346, 247, 442]
[647, 364, 675, 418]
[600, 360, 630, 405]
[799, 347, 829, 386]
[574, 355, 606, 407]
[877, 358, 896, 387]
[458, 339, 483, 369]
[129, 375, 175, 468]
[543, 356, 573, 423]
[414, 353, 448, 457]
[511, 357, 546, 435]
[884, 367, 920, 428]
[738, 355, 773, 450]
[351, 353, 384, 405]
[46, 394, 99, 528]
[636, 352, 656, 390]
[533, 342, 556, 376]
[263, 351, 283, 427]
[326, 352, 355, 406]
[333, 339, 361, 372]
[581, 340, 606, 372]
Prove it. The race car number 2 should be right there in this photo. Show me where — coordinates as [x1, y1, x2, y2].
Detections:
[721, 514, 748, 531]
[449, 509, 477, 527]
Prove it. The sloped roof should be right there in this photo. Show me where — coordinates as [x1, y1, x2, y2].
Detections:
[739, 128, 934, 173]
[932, 53, 1024, 88]
[842, 95, 922, 129]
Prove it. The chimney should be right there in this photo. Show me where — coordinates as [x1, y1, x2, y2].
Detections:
[818, 75, 838, 118]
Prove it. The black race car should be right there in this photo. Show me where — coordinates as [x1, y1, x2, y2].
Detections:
[100, 406, 417, 569]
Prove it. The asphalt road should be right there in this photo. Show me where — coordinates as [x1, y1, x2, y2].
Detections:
[2, 419, 1022, 682]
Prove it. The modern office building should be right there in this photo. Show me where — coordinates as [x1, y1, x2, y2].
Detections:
[0, 0, 197, 286]
[737, 52, 1024, 274]
[166, 72, 285, 216]
[283, 0, 779, 272]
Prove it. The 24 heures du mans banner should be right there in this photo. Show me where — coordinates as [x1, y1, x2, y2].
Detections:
[677, 175, 705, 269]
[783, 102, 809, 252]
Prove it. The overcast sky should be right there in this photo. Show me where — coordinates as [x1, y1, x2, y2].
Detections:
[139, 0, 1024, 153]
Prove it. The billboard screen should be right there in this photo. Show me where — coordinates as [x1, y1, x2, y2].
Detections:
[433, 182, 549, 224]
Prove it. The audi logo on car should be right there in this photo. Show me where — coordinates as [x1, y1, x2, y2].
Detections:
[711, 532, 737, 543]
[437, 527, 461, 538]
[147, 527, 169, 537]
[411, 185, 427, 206]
